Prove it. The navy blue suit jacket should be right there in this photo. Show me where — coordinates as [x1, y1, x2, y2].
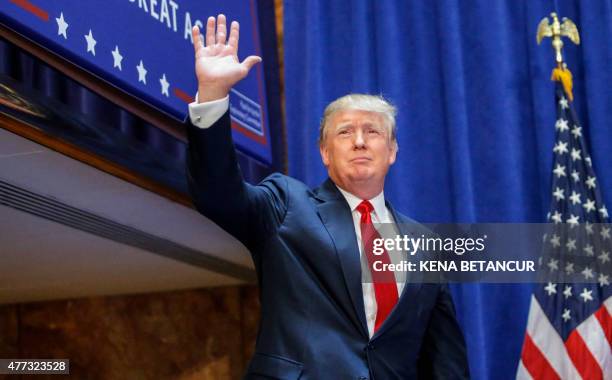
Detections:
[186, 111, 469, 379]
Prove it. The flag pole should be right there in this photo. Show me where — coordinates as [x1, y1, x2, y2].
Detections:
[536, 12, 580, 101]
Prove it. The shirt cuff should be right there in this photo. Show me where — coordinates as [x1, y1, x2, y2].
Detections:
[188, 94, 229, 129]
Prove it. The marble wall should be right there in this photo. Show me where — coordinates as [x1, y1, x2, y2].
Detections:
[0, 286, 259, 380]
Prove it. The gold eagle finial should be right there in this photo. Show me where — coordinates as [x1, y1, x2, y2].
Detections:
[536, 12, 580, 66]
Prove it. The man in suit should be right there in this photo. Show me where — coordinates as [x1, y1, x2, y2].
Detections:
[186, 14, 469, 380]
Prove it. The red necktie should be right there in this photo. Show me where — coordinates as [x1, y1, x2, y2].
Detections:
[356, 200, 399, 333]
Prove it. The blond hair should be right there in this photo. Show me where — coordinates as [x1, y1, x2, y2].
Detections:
[318, 94, 397, 148]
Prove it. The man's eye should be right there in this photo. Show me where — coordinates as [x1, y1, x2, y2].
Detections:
[368, 129, 381, 134]
[338, 130, 350, 135]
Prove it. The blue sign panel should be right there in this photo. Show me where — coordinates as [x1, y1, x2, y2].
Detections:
[0, 0, 273, 164]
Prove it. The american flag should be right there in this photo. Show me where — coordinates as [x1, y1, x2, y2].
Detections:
[517, 82, 612, 379]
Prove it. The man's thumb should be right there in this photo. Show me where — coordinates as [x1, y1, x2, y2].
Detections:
[242, 56, 262, 71]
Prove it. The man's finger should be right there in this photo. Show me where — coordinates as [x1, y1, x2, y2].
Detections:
[228, 21, 240, 51]
[216, 14, 227, 45]
[205, 16, 215, 46]
[242, 56, 262, 72]
[192, 26, 203, 55]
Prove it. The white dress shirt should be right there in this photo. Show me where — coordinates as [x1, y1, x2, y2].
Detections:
[189, 98, 404, 337]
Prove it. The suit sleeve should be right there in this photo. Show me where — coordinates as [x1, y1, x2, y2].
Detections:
[417, 285, 470, 379]
[185, 110, 288, 252]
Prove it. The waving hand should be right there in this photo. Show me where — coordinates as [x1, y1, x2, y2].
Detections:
[192, 14, 262, 103]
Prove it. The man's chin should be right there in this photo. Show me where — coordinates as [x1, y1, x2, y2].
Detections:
[346, 172, 375, 184]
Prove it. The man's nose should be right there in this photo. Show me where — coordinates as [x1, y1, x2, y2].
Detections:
[354, 130, 366, 148]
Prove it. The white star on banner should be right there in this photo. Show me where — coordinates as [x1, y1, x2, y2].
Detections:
[553, 141, 568, 155]
[56, 12, 68, 39]
[579, 288, 593, 302]
[562, 308, 571, 322]
[547, 259, 559, 271]
[585, 223, 594, 235]
[570, 148, 581, 161]
[598, 251, 610, 264]
[569, 191, 581, 205]
[571, 125, 582, 138]
[599, 274, 610, 287]
[552, 187, 565, 201]
[585, 157, 592, 167]
[600, 206, 609, 219]
[544, 282, 557, 296]
[559, 97, 569, 109]
[159, 74, 170, 97]
[585, 176, 596, 189]
[555, 118, 569, 132]
[583, 199, 596, 213]
[565, 239, 577, 251]
[551, 211, 562, 224]
[570, 170, 580, 182]
[563, 285, 572, 299]
[567, 214, 580, 227]
[565, 262, 575, 275]
[85, 29, 97, 56]
[601, 227, 611, 240]
[584, 244, 594, 256]
[550, 234, 561, 247]
[553, 164, 566, 178]
[581, 267, 594, 280]
[137, 60, 147, 84]
[112, 46, 123, 70]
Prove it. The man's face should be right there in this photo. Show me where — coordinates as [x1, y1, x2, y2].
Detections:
[319, 109, 397, 192]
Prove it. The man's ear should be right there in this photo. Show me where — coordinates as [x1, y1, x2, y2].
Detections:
[388, 142, 398, 166]
[320, 143, 330, 167]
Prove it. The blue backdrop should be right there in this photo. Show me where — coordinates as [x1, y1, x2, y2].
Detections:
[283, 1, 612, 379]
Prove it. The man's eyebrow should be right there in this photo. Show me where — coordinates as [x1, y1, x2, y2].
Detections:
[334, 121, 380, 128]
[333, 122, 354, 129]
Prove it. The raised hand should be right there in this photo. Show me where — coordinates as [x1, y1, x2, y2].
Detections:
[192, 14, 262, 103]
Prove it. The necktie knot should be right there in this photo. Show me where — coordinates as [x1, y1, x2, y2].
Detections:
[356, 200, 374, 216]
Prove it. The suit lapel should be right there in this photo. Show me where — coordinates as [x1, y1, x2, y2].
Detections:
[315, 179, 369, 338]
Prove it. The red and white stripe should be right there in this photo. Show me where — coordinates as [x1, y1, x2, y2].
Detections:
[517, 295, 612, 380]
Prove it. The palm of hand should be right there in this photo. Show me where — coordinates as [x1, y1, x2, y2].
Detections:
[192, 15, 261, 102]
[196, 45, 246, 88]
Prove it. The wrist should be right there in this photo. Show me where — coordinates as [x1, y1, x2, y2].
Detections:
[197, 84, 230, 103]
